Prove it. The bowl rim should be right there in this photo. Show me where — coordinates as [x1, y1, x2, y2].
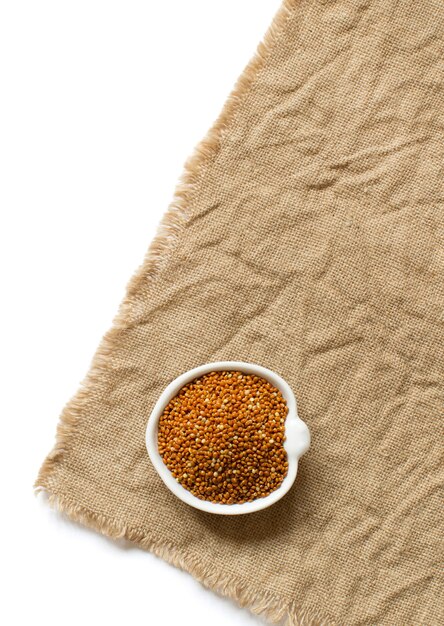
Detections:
[145, 361, 310, 515]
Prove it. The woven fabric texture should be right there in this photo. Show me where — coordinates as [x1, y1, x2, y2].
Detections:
[37, 1, 444, 624]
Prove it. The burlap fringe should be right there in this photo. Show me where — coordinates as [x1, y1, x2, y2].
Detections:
[124, 0, 297, 302]
[35, 0, 297, 499]
[37, 490, 330, 626]
[35, 2, 332, 625]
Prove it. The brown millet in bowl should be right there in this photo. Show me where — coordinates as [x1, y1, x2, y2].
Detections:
[157, 370, 288, 504]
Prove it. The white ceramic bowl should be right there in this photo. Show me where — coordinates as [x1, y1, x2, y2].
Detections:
[146, 361, 310, 515]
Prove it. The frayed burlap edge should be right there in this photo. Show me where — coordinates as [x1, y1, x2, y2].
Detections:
[37, 490, 330, 626]
[35, 2, 333, 625]
[36, 0, 297, 505]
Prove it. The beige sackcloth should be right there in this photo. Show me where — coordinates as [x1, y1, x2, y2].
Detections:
[36, 1, 444, 624]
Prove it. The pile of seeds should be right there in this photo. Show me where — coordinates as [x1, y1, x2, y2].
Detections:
[157, 370, 288, 504]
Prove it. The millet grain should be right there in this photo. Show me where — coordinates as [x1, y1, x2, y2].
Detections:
[157, 371, 288, 504]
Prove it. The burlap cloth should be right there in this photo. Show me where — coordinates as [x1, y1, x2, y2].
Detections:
[36, 1, 444, 624]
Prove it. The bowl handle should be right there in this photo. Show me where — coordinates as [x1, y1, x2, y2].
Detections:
[285, 416, 311, 458]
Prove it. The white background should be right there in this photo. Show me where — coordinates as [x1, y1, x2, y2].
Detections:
[0, 2, 282, 625]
